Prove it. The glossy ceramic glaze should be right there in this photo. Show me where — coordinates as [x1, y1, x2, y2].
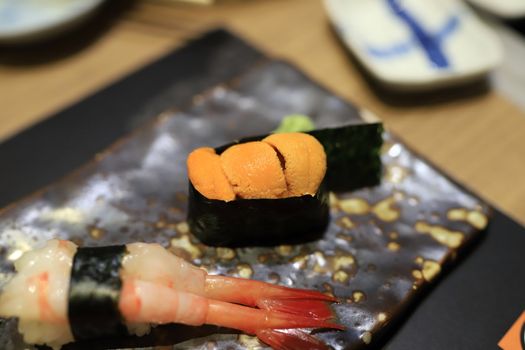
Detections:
[0, 61, 489, 349]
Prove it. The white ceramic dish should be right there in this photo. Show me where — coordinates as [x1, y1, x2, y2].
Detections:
[468, 0, 525, 19]
[324, 0, 503, 90]
[0, 0, 105, 44]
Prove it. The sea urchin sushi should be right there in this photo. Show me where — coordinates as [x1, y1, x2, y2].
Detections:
[187, 132, 330, 246]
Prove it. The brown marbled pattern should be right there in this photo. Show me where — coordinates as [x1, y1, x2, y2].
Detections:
[0, 61, 489, 350]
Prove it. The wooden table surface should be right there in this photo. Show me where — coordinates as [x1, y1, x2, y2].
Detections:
[1, 0, 524, 226]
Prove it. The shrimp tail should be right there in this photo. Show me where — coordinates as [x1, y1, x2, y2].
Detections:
[257, 298, 336, 321]
[256, 328, 331, 350]
[205, 299, 343, 335]
[205, 276, 336, 306]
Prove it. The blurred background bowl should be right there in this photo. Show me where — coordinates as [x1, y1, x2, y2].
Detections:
[0, 0, 106, 44]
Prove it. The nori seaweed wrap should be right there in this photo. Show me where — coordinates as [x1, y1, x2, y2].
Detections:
[308, 122, 383, 191]
[187, 122, 383, 247]
[188, 181, 329, 247]
[68, 245, 128, 341]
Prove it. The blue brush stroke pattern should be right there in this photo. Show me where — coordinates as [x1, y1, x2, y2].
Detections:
[366, 0, 462, 69]
[387, 0, 450, 67]
[367, 38, 416, 57]
[436, 14, 460, 41]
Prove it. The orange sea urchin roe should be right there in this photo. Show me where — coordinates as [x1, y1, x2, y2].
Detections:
[187, 147, 235, 201]
[220, 141, 287, 199]
[263, 133, 326, 196]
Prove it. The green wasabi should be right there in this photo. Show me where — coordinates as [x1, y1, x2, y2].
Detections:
[273, 114, 315, 133]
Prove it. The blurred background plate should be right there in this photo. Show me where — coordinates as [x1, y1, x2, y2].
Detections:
[0, 0, 105, 44]
[324, 0, 503, 91]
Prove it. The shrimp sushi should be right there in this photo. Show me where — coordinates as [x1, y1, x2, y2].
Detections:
[187, 132, 330, 247]
[0, 240, 342, 349]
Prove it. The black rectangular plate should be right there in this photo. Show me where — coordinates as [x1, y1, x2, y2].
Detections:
[1, 29, 524, 350]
